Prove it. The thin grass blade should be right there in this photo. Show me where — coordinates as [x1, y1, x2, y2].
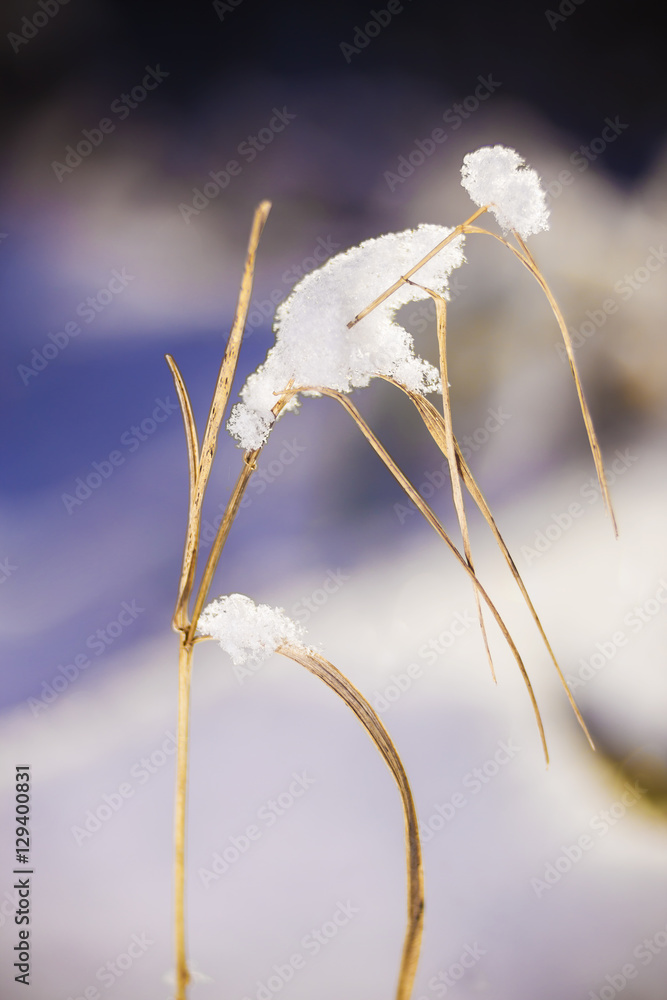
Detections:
[186, 389, 293, 644]
[282, 385, 549, 764]
[406, 280, 495, 681]
[166, 354, 201, 630]
[463, 223, 617, 537]
[382, 376, 594, 750]
[175, 200, 272, 628]
[280, 644, 423, 1000]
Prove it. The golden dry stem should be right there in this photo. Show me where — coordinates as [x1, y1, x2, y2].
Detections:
[169, 202, 272, 1000]
[405, 278, 494, 682]
[280, 384, 549, 765]
[171, 201, 272, 635]
[174, 641, 194, 999]
[462, 223, 617, 537]
[280, 645, 424, 1000]
[379, 376, 595, 751]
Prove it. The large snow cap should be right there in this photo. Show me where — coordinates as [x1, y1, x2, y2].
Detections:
[227, 224, 466, 449]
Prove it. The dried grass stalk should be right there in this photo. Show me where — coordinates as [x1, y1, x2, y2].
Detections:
[379, 375, 594, 750]
[280, 645, 424, 1000]
[169, 202, 272, 1000]
[462, 223, 617, 536]
[406, 278, 494, 681]
[282, 385, 549, 764]
[172, 200, 272, 633]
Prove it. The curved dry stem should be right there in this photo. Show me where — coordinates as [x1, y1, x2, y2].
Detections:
[281, 385, 549, 764]
[462, 223, 617, 537]
[280, 644, 423, 1000]
[405, 279, 494, 682]
[380, 375, 594, 750]
[166, 355, 201, 631]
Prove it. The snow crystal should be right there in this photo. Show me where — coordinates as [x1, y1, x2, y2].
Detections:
[196, 593, 307, 665]
[461, 145, 549, 239]
[227, 224, 466, 449]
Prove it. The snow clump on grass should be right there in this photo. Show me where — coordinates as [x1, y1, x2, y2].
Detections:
[196, 593, 307, 664]
[227, 224, 465, 450]
[461, 145, 549, 239]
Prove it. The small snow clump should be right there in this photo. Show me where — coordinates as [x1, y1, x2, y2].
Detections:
[196, 593, 307, 664]
[227, 224, 466, 449]
[461, 145, 549, 239]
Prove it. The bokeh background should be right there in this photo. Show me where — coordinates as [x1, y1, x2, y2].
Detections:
[1, 2, 667, 998]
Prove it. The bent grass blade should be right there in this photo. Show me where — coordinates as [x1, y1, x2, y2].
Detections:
[280, 385, 549, 765]
[280, 645, 424, 1000]
[165, 354, 200, 632]
[380, 375, 594, 751]
[463, 223, 617, 537]
[173, 200, 273, 631]
[405, 279, 495, 682]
